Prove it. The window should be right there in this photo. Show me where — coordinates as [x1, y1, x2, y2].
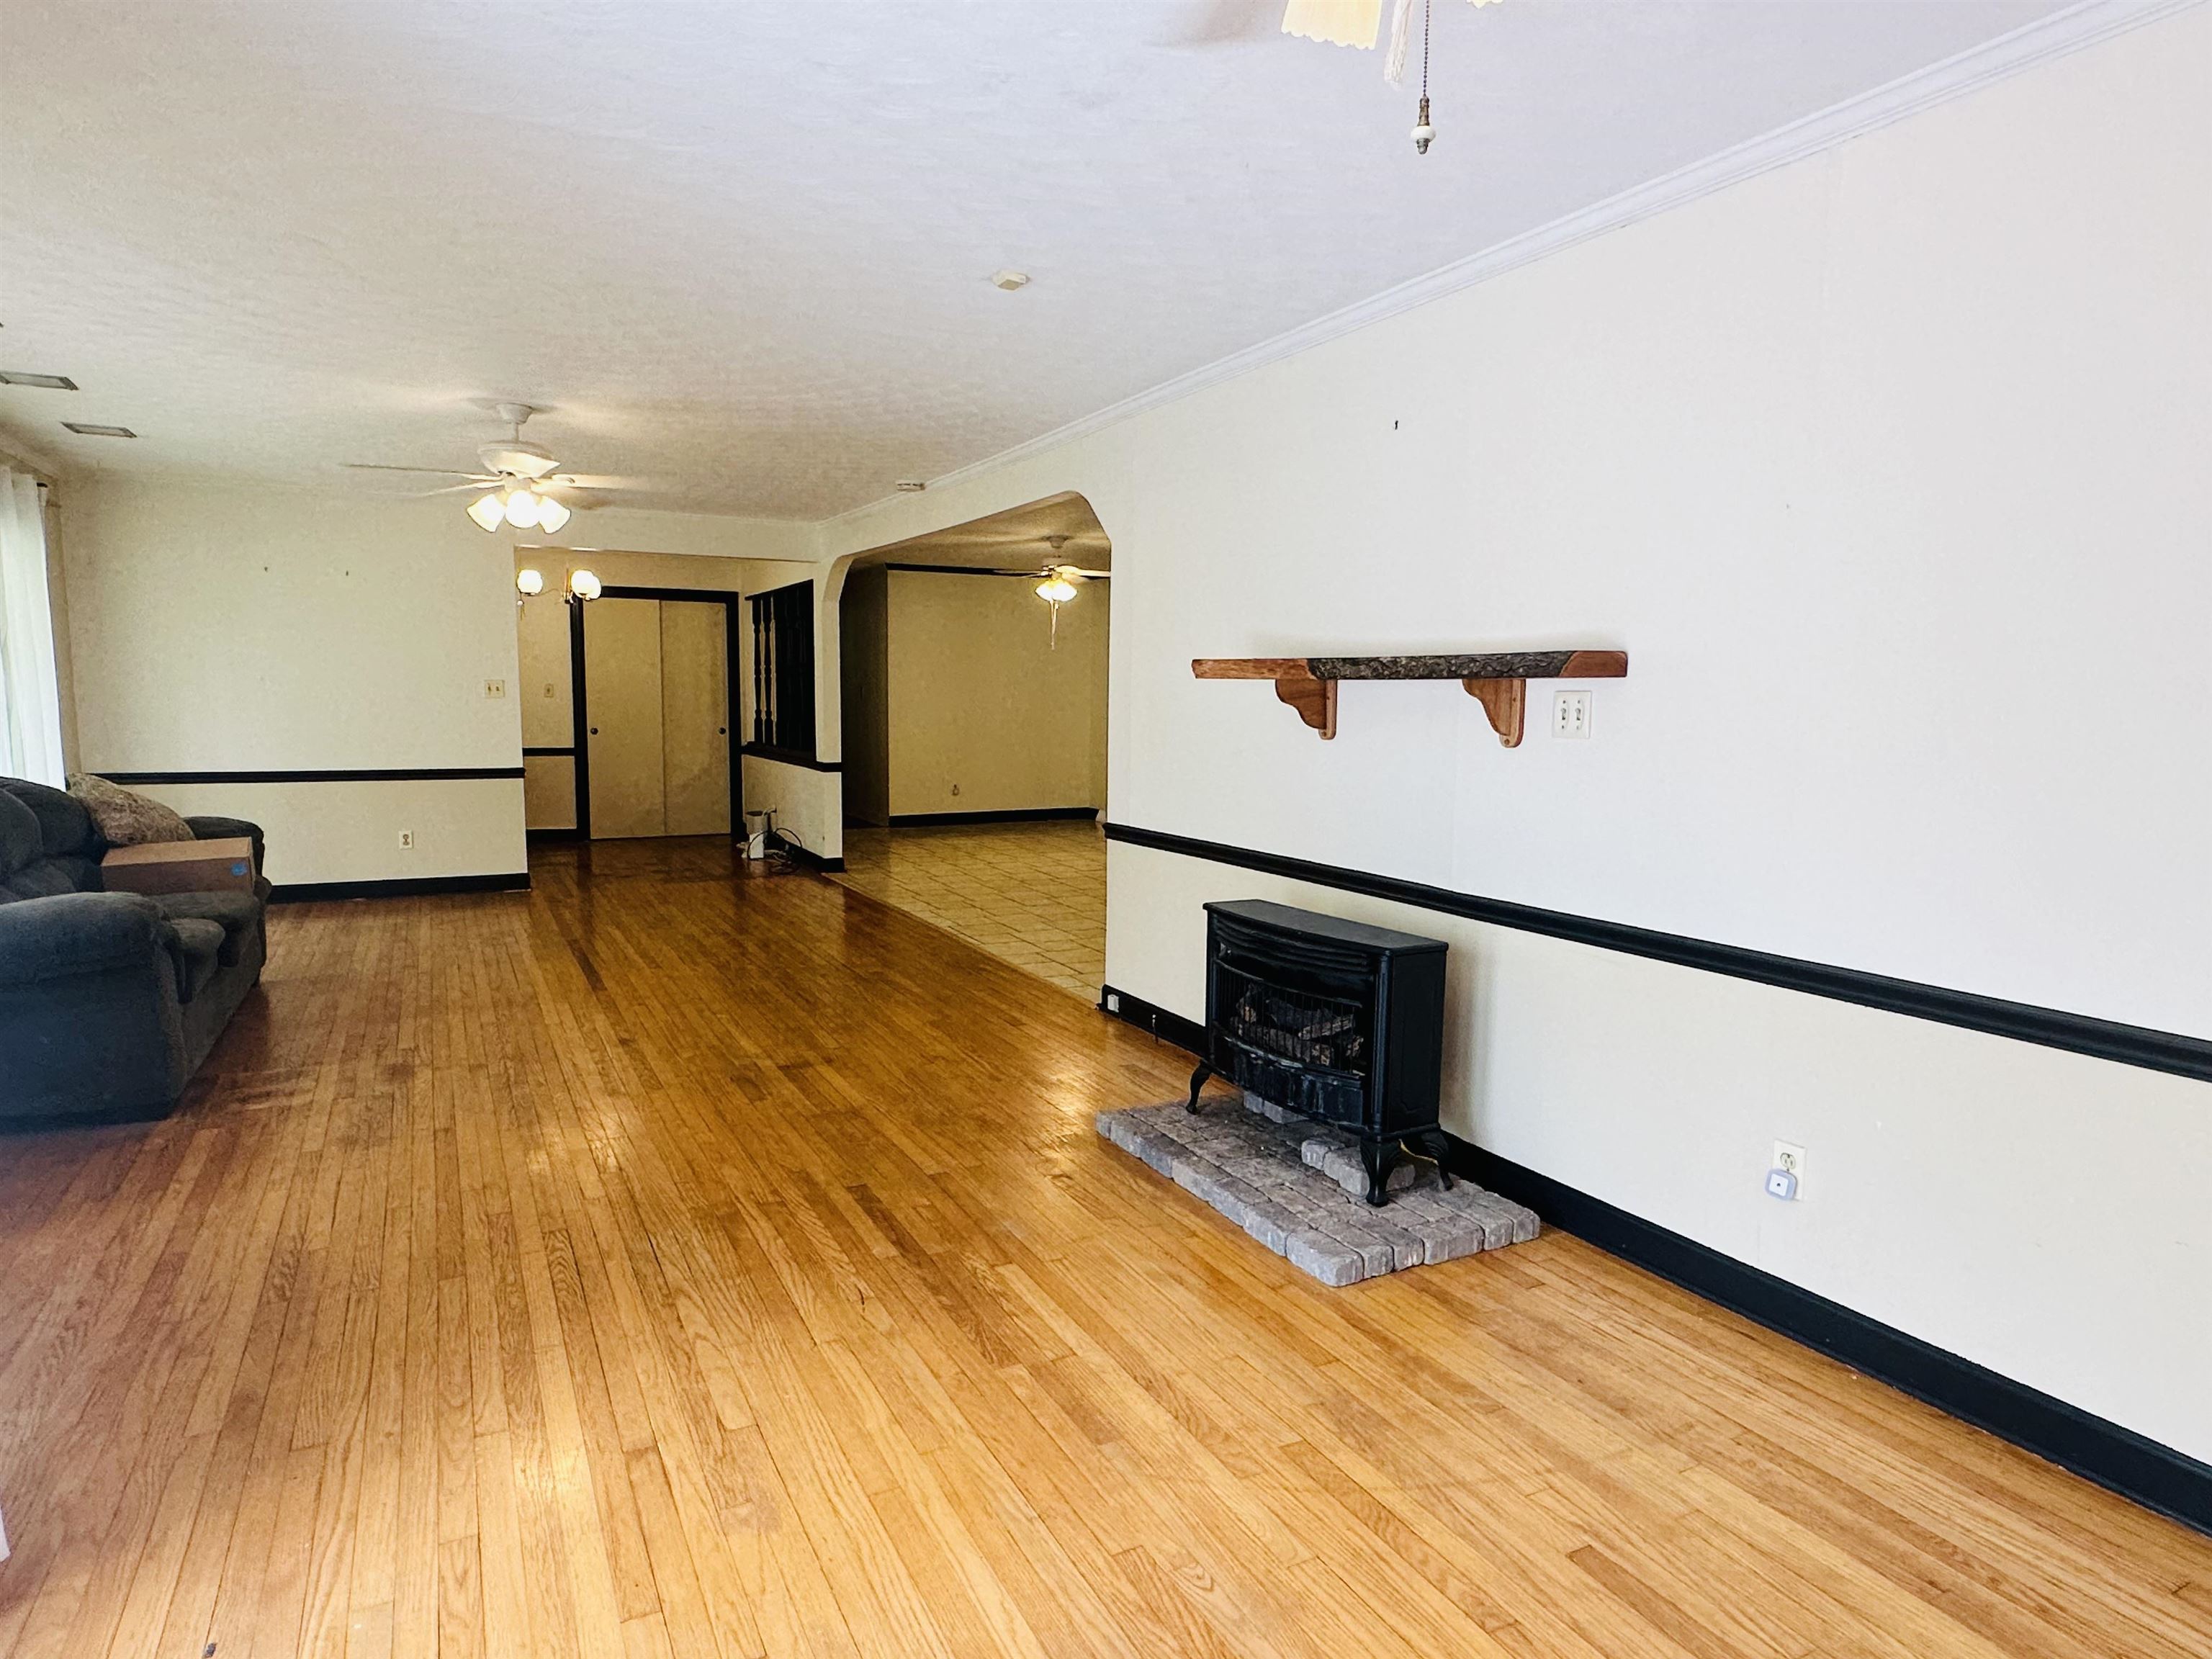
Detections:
[0, 469, 66, 786]
[748, 580, 816, 758]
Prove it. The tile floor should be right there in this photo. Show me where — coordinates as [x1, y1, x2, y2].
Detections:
[832, 819, 1105, 999]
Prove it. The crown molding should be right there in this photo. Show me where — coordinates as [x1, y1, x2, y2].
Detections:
[827, 0, 2194, 531]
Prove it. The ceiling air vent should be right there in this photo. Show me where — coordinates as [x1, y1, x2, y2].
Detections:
[0, 371, 78, 390]
[62, 422, 136, 438]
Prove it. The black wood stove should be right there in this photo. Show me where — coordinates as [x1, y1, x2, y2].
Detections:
[1184, 899, 1451, 1206]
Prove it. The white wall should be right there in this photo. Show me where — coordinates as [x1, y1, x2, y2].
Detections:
[736, 563, 845, 861]
[63, 477, 812, 882]
[821, 11, 2212, 1463]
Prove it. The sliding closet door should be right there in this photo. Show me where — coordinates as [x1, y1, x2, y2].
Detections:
[660, 602, 731, 836]
[585, 598, 667, 837]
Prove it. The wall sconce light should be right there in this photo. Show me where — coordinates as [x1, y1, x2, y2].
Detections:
[566, 568, 602, 602]
[516, 567, 545, 598]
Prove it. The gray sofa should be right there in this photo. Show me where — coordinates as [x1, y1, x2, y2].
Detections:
[0, 777, 269, 1125]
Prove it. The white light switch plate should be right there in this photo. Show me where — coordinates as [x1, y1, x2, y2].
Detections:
[1553, 689, 1592, 739]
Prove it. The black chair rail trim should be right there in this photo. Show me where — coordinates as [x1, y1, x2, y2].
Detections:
[1097, 983, 2212, 1537]
[104, 767, 526, 784]
[1102, 822, 2212, 1084]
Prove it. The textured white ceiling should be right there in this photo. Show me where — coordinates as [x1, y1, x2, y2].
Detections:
[0, 0, 2062, 518]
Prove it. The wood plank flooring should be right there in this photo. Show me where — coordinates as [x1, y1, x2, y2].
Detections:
[1, 835, 2206, 1658]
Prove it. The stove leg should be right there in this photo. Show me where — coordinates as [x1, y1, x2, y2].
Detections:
[1184, 1062, 1213, 1115]
[1423, 1130, 1456, 1190]
[1362, 1138, 1397, 1208]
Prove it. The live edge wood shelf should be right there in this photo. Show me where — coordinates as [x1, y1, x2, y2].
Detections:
[1191, 651, 1627, 745]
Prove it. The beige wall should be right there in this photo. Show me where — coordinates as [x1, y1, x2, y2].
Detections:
[881, 567, 1107, 819]
[62, 477, 811, 882]
[512, 547, 758, 832]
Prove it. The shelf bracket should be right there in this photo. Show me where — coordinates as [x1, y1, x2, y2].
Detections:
[1273, 673, 1339, 740]
[1193, 651, 1622, 743]
[1462, 678, 1525, 747]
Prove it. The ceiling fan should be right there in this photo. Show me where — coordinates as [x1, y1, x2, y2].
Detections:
[343, 403, 631, 534]
[1018, 535, 1109, 645]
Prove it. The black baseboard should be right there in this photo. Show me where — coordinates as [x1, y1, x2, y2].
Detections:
[1094, 982, 2212, 1537]
[778, 840, 846, 873]
[889, 807, 1100, 827]
[1098, 984, 1209, 1056]
[1446, 1138, 2212, 1537]
[270, 871, 531, 903]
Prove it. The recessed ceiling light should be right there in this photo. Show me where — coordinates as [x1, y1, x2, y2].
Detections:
[895, 480, 927, 493]
[0, 371, 78, 390]
[62, 421, 136, 438]
[989, 270, 1030, 291]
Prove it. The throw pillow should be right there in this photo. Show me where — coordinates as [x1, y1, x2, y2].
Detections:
[67, 772, 194, 847]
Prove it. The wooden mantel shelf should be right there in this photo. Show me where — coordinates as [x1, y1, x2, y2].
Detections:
[1192, 651, 1627, 745]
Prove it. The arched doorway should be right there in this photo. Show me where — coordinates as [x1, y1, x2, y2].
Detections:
[829, 494, 1110, 1000]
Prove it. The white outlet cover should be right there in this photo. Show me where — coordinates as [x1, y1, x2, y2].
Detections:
[484, 679, 506, 698]
[1771, 1139, 1807, 1197]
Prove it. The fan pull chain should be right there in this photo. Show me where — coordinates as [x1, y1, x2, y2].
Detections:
[1411, 0, 1435, 153]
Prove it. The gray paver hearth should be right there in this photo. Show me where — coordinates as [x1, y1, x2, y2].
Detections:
[1097, 1092, 1539, 1286]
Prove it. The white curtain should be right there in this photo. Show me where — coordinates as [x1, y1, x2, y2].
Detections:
[0, 468, 67, 786]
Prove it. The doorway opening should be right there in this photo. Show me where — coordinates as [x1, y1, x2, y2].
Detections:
[830, 494, 1110, 999]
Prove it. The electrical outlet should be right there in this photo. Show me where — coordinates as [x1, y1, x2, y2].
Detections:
[1104, 992, 1121, 1014]
[483, 679, 506, 699]
[397, 830, 414, 850]
[1771, 1140, 1807, 1199]
[1553, 689, 1592, 739]
[543, 681, 556, 698]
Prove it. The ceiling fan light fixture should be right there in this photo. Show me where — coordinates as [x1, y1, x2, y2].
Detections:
[1035, 575, 1079, 605]
[467, 491, 508, 532]
[534, 495, 572, 534]
[503, 487, 542, 529]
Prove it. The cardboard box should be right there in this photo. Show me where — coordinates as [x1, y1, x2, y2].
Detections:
[101, 837, 257, 896]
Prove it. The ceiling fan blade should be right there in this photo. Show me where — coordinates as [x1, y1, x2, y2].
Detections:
[341, 463, 489, 480]
[541, 472, 639, 491]
[1064, 568, 1112, 580]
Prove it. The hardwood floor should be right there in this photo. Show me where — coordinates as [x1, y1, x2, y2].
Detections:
[1, 836, 2206, 1658]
